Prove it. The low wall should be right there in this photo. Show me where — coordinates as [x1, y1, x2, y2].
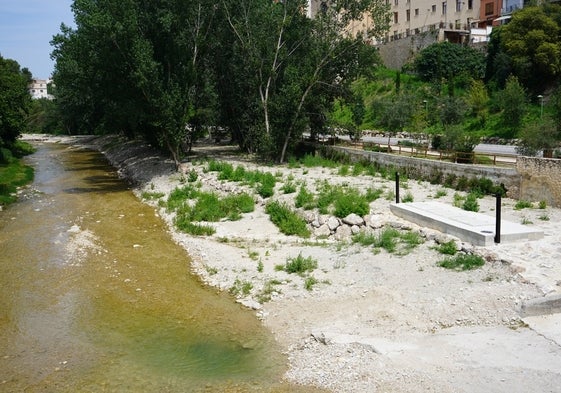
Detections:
[517, 157, 561, 208]
[330, 146, 521, 198]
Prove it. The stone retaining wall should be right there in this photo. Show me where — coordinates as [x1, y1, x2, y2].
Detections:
[517, 157, 561, 208]
[329, 146, 521, 199]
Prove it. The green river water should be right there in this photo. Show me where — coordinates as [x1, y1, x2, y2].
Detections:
[0, 143, 316, 393]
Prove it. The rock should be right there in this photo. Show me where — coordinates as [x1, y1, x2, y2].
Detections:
[342, 213, 364, 226]
[237, 298, 262, 310]
[311, 331, 332, 345]
[351, 225, 361, 235]
[315, 224, 331, 237]
[311, 218, 321, 228]
[334, 225, 352, 241]
[327, 216, 340, 231]
[317, 215, 326, 226]
[304, 211, 316, 223]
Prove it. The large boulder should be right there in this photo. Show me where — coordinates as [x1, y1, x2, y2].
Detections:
[342, 213, 364, 226]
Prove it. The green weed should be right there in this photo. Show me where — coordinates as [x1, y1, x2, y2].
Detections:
[438, 254, 484, 270]
[265, 201, 310, 238]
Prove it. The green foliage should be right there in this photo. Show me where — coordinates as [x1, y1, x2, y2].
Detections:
[438, 254, 485, 270]
[295, 186, 315, 209]
[265, 201, 310, 238]
[497, 76, 527, 138]
[435, 240, 458, 255]
[514, 200, 533, 210]
[539, 200, 547, 209]
[500, 6, 561, 94]
[462, 192, 480, 212]
[0, 159, 35, 205]
[166, 185, 200, 212]
[370, 227, 423, 255]
[352, 231, 377, 246]
[281, 181, 297, 194]
[333, 190, 370, 218]
[413, 42, 485, 84]
[401, 192, 414, 203]
[174, 220, 216, 236]
[230, 279, 253, 297]
[281, 253, 318, 274]
[141, 191, 165, 200]
[304, 276, 318, 291]
[0, 55, 32, 148]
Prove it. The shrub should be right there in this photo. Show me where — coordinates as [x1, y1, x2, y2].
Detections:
[166, 185, 200, 212]
[438, 254, 484, 270]
[295, 186, 315, 209]
[304, 276, 318, 291]
[334, 191, 369, 218]
[462, 192, 479, 212]
[265, 201, 310, 238]
[514, 200, 533, 210]
[434, 189, 447, 198]
[352, 231, 377, 246]
[257, 172, 276, 198]
[401, 192, 414, 203]
[282, 253, 318, 274]
[374, 227, 401, 253]
[436, 240, 457, 255]
[281, 181, 297, 194]
[538, 200, 547, 209]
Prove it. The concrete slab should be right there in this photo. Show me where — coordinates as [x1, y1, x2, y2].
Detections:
[522, 313, 561, 347]
[390, 201, 544, 246]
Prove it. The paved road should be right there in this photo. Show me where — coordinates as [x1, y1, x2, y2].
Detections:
[335, 135, 519, 157]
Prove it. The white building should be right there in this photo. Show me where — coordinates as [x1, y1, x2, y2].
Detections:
[28, 78, 54, 100]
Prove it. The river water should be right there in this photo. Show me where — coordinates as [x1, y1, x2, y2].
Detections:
[0, 142, 311, 392]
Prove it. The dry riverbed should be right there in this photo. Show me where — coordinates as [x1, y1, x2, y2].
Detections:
[23, 134, 561, 393]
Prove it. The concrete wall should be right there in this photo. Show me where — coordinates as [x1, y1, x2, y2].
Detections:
[330, 146, 521, 198]
[517, 157, 561, 208]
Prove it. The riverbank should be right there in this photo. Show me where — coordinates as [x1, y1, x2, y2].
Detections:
[22, 134, 561, 392]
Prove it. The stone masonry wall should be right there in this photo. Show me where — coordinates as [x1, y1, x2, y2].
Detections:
[517, 157, 561, 208]
[330, 146, 521, 199]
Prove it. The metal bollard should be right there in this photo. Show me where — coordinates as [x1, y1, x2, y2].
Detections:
[495, 193, 501, 243]
[395, 172, 400, 204]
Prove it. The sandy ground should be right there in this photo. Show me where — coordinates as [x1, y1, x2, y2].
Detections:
[23, 134, 561, 392]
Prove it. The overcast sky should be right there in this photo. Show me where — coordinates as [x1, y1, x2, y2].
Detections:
[0, 0, 74, 78]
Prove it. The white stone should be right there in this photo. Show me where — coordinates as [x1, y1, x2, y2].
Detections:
[342, 213, 364, 226]
[327, 216, 340, 231]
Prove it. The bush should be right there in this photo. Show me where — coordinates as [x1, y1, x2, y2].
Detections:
[295, 186, 315, 209]
[462, 192, 479, 212]
[281, 253, 318, 274]
[266, 201, 310, 238]
[174, 219, 216, 235]
[436, 240, 457, 255]
[514, 200, 533, 210]
[334, 191, 369, 218]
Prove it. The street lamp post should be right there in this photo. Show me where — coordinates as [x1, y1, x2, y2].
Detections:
[538, 94, 544, 118]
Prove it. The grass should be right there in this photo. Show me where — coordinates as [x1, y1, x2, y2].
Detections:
[304, 276, 318, 291]
[351, 231, 377, 246]
[435, 240, 458, 255]
[514, 200, 533, 210]
[265, 201, 310, 238]
[371, 227, 424, 255]
[0, 142, 36, 205]
[141, 191, 165, 200]
[438, 254, 485, 270]
[434, 189, 447, 198]
[229, 279, 253, 297]
[295, 185, 315, 209]
[401, 191, 414, 203]
[256, 279, 282, 303]
[206, 160, 276, 198]
[174, 220, 216, 235]
[276, 253, 318, 274]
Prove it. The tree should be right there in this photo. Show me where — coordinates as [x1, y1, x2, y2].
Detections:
[52, 0, 219, 166]
[219, 0, 390, 162]
[0, 55, 32, 149]
[413, 42, 486, 86]
[497, 75, 526, 138]
[466, 79, 489, 128]
[517, 116, 559, 157]
[500, 6, 561, 94]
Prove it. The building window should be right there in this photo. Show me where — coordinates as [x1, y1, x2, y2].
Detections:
[468, 0, 473, 9]
[394, 0, 398, 6]
[432, 4, 437, 12]
[485, 2, 493, 15]
[442, 1, 447, 14]
[394, 12, 399, 23]
[456, 0, 461, 11]
[406, 9, 411, 21]
[415, 8, 419, 15]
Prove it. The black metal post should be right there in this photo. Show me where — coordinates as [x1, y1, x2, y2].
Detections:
[495, 193, 501, 243]
[395, 172, 400, 204]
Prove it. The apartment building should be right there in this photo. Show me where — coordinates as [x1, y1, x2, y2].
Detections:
[28, 78, 54, 100]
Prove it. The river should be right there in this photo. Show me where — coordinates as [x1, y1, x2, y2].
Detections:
[0, 142, 310, 392]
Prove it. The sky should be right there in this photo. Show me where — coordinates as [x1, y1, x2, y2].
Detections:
[0, 0, 75, 79]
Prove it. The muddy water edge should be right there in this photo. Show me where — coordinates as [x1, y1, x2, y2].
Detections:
[0, 141, 323, 393]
